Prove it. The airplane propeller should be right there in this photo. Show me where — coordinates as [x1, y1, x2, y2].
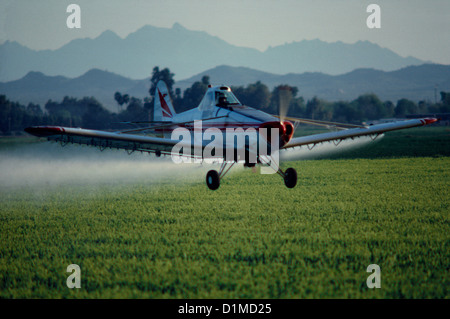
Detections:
[277, 86, 291, 124]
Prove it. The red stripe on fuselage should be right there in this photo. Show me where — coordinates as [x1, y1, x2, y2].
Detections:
[154, 123, 262, 133]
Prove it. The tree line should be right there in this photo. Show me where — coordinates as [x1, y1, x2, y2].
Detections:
[1, 66, 449, 135]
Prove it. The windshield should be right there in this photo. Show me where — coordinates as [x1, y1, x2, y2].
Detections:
[215, 91, 241, 106]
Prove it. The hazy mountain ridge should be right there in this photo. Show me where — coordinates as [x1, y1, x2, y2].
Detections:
[0, 70, 140, 110]
[180, 64, 450, 102]
[1, 64, 449, 112]
[0, 23, 426, 82]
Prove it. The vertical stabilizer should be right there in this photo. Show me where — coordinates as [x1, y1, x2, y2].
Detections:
[154, 81, 176, 122]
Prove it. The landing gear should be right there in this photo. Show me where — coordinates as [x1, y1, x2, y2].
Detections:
[204, 158, 297, 190]
[258, 155, 298, 189]
[283, 167, 297, 188]
[205, 161, 235, 190]
[206, 170, 220, 190]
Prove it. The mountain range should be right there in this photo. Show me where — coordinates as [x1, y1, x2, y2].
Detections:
[1, 64, 449, 112]
[0, 23, 427, 82]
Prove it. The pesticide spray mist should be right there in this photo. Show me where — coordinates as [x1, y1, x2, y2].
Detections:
[280, 134, 383, 161]
[0, 141, 211, 189]
[0, 134, 380, 189]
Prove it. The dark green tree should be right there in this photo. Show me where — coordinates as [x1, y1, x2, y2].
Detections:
[440, 91, 450, 112]
[384, 101, 395, 118]
[395, 98, 418, 117]
[332, 101, 360, 123]
[26, 103, 43, 117]
[181, 79, 210, 112]
[306, 96, 331, 120]
[172, 87, 183, 109]
[114, 92, 130, 112]
[270, 85, 299, 117]
[114, 91, 123, 106]
[149, 67, 176, 98]
[81, 97, 111, 129]
[352, 94, 387, 121]
[232, 81, 271, 111]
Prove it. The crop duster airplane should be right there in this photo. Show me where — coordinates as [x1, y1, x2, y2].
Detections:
[25, 81, 438, 190]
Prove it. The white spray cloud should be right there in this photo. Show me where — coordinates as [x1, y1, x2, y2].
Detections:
[280, 134, 383, 161]
[0, 141, 213, 188]
[0, 134, 379, 189]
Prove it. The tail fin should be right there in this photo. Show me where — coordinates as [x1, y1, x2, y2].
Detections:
[154, 81, 176, 122]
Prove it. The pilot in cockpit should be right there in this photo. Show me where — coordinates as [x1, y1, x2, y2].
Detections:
[216, 92, 232, 110]
[218, 95, 227, 106]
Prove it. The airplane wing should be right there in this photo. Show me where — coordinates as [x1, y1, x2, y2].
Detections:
[24, 115, 230, 157]
[282, 118, 438, 149]
[24, 126, 194, 157]
[25, 118, 438, 158]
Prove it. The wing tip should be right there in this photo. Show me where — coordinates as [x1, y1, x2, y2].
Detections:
[423, 118, 439, 125]
[24, 126, 65, 137]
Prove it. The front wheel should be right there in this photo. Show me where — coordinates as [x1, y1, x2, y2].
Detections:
[206, 170, 220, 190]
[284, 168, 297, 188]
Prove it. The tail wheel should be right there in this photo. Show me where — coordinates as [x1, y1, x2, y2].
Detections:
[284, 168, 297, 188]
[206, 170, 220, 190]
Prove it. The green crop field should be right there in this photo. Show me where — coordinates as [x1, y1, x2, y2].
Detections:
[0, 127, 449, 298]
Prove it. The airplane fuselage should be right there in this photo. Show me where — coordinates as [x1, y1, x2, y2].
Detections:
[158, 85, 295, 148]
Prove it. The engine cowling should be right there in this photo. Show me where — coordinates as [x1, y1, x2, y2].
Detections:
[259, 121, 294, 147]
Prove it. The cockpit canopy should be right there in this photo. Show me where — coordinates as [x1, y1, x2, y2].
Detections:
[198, 86, 242, 111]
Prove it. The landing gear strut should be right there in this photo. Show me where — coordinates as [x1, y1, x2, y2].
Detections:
[258, 155, 298, 189]
[205, 158, 297, 190]
[206, 161, 235, 190]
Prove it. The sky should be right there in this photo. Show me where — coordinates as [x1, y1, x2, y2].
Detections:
[1, 0, 449, 65]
